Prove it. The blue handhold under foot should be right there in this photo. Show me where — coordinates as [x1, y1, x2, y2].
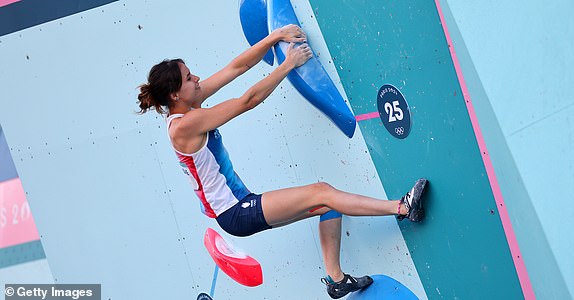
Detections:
[347, 274, 419, 300]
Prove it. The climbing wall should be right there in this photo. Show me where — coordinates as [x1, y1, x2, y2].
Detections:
[309, 0, 526, 298]
[3, 0, 571, 298]
[441, 1, 574, 298]
[0, 0, 426, 298]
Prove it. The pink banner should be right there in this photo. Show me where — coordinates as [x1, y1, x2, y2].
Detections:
[0, 0, 20, 8]
[0, 178, 40, 248]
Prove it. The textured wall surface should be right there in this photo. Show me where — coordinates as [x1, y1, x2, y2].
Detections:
[0, 0, 424, 299]
[310, 0, 527, 298]
[2, 0, 571, 299]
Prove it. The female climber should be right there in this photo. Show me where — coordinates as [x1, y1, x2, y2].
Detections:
[136, 24, 428, 299]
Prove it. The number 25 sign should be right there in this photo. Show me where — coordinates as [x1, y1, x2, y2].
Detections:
[377, 84, 411, 139]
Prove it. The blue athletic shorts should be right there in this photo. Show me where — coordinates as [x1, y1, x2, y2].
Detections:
[216, 193, 272, 237]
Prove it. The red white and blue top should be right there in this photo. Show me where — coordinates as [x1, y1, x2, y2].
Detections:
[167, 114, 251, 218]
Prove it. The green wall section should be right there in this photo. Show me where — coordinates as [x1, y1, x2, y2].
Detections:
[309, 0, 523, 298]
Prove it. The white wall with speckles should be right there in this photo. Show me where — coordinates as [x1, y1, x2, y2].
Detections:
[0, 0, 425, 299]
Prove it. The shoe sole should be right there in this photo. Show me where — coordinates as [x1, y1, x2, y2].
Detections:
[408, 178, 428, 222]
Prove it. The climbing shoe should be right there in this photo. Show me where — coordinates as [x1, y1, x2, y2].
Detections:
[397, 178, 428, 222]
[321, 273, 373, 299]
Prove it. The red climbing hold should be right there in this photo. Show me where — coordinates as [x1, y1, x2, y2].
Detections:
[203, 228, 263, 287]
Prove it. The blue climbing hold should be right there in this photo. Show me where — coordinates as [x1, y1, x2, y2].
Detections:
[267, 0, 357, 138]
[239, 0, 275, 66]
[347, 275, 419, 300]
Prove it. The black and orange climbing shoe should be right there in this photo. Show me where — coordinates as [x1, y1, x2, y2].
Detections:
[321, 273, 373, 299]
[397, 178, 428, 222]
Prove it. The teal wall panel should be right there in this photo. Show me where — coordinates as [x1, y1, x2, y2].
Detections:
[0, 241, 45, 269]
[310, 0, 524, 298]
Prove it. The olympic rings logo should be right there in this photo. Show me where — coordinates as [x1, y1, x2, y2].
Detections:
[395, 127, 405, 135]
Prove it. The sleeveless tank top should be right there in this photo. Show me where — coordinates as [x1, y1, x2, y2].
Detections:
[167, 114, 251, 218]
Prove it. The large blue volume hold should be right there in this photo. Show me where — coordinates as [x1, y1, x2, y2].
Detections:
[266, 0, 357, 138]
[347, 275, 418, 300]
[239, 0, 275, 66]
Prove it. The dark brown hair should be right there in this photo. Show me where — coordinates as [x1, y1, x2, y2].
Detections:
[137, 58, 185, 114]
